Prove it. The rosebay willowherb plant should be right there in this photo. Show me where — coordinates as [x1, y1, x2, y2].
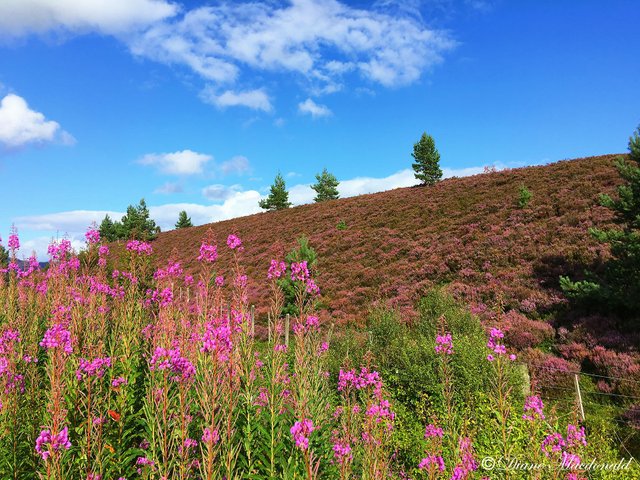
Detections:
[0, 227, 390, 480]
[0, 226, 637, 479]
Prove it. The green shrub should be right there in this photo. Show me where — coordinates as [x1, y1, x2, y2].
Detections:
[518, 184, 532, 208]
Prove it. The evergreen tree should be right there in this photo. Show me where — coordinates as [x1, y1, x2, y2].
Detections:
[99, 214, 119, 242]
[259, 173, 292, 211]
[412, 132, 442, 186]
[311, 168, 340, 202]
[175, 210, 193, 229]
[120, 198, 160, 240]
[561, 126, 640, 324]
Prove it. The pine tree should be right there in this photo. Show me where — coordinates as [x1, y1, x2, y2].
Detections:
[311, 168, 340, 202]
[561, 126, 640, 323]
[259, 173, 292, 211]
[120, 199, 160, 240]
[412, 132, 442, 186]
[175, 210, 193, 229]
[99, 214, 119, 242]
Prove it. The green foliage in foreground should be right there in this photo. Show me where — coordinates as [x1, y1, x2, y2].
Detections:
[328, 290, 639, 479]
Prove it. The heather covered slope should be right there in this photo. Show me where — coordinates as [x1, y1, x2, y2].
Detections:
[150, 154, 624, 330]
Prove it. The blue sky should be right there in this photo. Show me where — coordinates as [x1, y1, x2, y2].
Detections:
[0, 0, 638, 259]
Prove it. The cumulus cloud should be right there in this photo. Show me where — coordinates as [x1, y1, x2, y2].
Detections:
[0, 94, 74, 149]
[129, 0, 456, 95]
[139, 149, 212, 175]
[15, 209, 122, 233]
[202, 183, 243, 201]
[200, 88, 273, 112]
[298, 98, 332, 118]
[220, 155, 251, 176]
[0, 0, 178, 38]
[1, 1, 456, 112]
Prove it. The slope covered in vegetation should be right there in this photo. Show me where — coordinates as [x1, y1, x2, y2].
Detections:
[151, 155, 617, 322]
[148, 154, 640, 408]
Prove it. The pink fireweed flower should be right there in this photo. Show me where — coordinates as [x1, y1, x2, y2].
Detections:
[418, 455, 445, 472]
[85, 226, 100, 245]
[197, 242, 217, 263]
[200, 322, 233, 362]
[541, 433, 566, 458]
[435, 333, 454, 355]
[424, 424, 444, 438]
[509, 354, 517, 361]
[318, 342, 329, 355]
[566, 424, 587, 448]
[154, 261, 183, 279]
[338, 367, 383, 396]
[201, 427, 220, 445]
[523, 395, 545, 421]
[450, 437, 477, 480]
[112, 376, 128, 388]
[76, 356, 112, 382]
[35, 427, 71, 460]
[562, 452, 582, 468]
[8, 226, 19, 251]
[306, 315, 319, 328]
[255, 387, 269, 407]
[149, 347, 195, 383]
[290, 261, 310, 281]
[290, 418, 315, 450]
[267, 259, 286, 279]
[487, 354, 495, 362]
[98, 245, 109, 257]
[365, 399, 395, 424]
[235, 274, 248, 288]
[332, 440, 353, 464]
[126, 240, 153, 255]
[215, 275, 224, 287]
[487, 327, 509, 357]
[305, 278, 320, 296]
[489, 327, 504, 339]
[226, 234, 242, 250]
[40, 324, 73, 354]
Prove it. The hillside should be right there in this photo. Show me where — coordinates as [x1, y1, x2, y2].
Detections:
[150, 155, 628, 335]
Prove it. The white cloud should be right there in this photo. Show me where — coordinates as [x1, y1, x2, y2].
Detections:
[298, 98, 332, 118]
[0, 0, 178, 38]
[129, 0, 456, 96]
[220, 155, 251, 175]
[202, 183, 243, 201]
[148, 192, 263, 230]
[139, 149, 212, 175]
[0, 94, 74, 149]
[15, 210, 122, 233]
[200, 87, 273, 112]
[154, 181, 183, 194]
